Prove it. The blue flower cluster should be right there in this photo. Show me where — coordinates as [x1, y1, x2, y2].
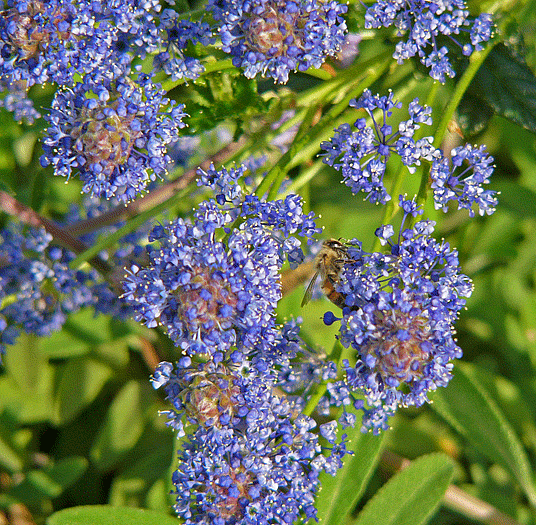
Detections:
[431, 143, 497, 217]
[0, 0, 499, 520]
[321, 89, 498, 217]
[321, 198, 473, 433]
[364, 0, 493, 82]
[123, 163, 319, 358]
[211, 0, 348, 83]
[121, 165, 356, 523]
[0, 0, 132, 120]
[152, 356, 348, 524]
[154, 14, 214, 81]
[0, 197, 151, 358]
[321, 90, 438, 204]
[40, 68, 187, 203]
[0, 223, 96, 357]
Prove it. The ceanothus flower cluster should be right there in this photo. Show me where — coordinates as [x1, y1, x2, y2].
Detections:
[151, 355, 349, 525]
[0, 223, 96, 358]
[121, 164, 356, 522]
[364, 0, 493, 82]
[322, 197, 473, 433]
[122, 163, 320, 358]
[0, 0, 212, 122]
[154, 12, 215, 82]
[40, 67, 187, 203]
[210, 0, 348, 83]
[0, 197, 152, 359]
[321, 89, 498, 217]
[321, 90, 439, 204]
[0, 0, 142, 121]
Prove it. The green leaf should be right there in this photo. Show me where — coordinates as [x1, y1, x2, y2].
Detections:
[456, 91, 495, 137]
[353, 453, 454, 525]
[46, 506, 178, 525]
[490, 180, 536, 218]
[3, 333, 47, 394]
[7, 458, 86, 504]
[108, 422, 174, 509]
[46, 456, 88, 491]
[431, 363, 536, 506]
[39, 309, 114, 359]
[0, 334, 55, 423]
[0, 433, 24, 472]
[467, 43, 536, 135]
[90, 381, 152, 470]
[185, 70, 267, 134]
[53, 357, 113, 425]
[315, 425, 385, 524]
[109, 447, 173, 509]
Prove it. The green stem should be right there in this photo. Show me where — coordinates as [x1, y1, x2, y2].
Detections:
[433, 42, 497, 149]
[257, 58, 393, 200]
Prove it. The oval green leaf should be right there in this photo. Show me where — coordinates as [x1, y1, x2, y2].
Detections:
[90, 380, 151, 470]
[353, 453, 453, 525]
[47, 506, 179, 525]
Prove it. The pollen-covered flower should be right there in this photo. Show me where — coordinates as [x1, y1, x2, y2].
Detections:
[324, 199, 473, 433]
[211, 0, 348, 83]
[364, 0, 493, 83]
[321, 90, 440, 204]
[431, 143, 497, 217]
[122, 163, 320, 357]
[40, 68, 186, 202]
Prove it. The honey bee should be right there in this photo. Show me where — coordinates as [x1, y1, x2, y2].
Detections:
[301, 239, 353, 308]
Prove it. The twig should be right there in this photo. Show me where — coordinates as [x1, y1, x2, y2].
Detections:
[0, 192, 112, 275]
[64, 137, 247, 236]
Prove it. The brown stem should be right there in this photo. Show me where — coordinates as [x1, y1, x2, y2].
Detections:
[280, 260, 314, 297]
[64, 137, 247, 236]
[0, 192, 112, 275]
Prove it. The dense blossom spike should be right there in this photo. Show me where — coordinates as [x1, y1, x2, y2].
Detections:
[0, 0, 209, 120]
[0, 1, 134, 102]
[322, 199, 473, 433]
[123, 163, 320, 357]
[211, 0, 348, 83]
[40, 68, 187, 202]
[153, 357, 349, 524]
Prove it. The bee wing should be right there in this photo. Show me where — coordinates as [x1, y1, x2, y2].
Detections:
[301, 270, 320, 307]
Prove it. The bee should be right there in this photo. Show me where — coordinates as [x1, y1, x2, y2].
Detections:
[301, 239, 352, 308]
